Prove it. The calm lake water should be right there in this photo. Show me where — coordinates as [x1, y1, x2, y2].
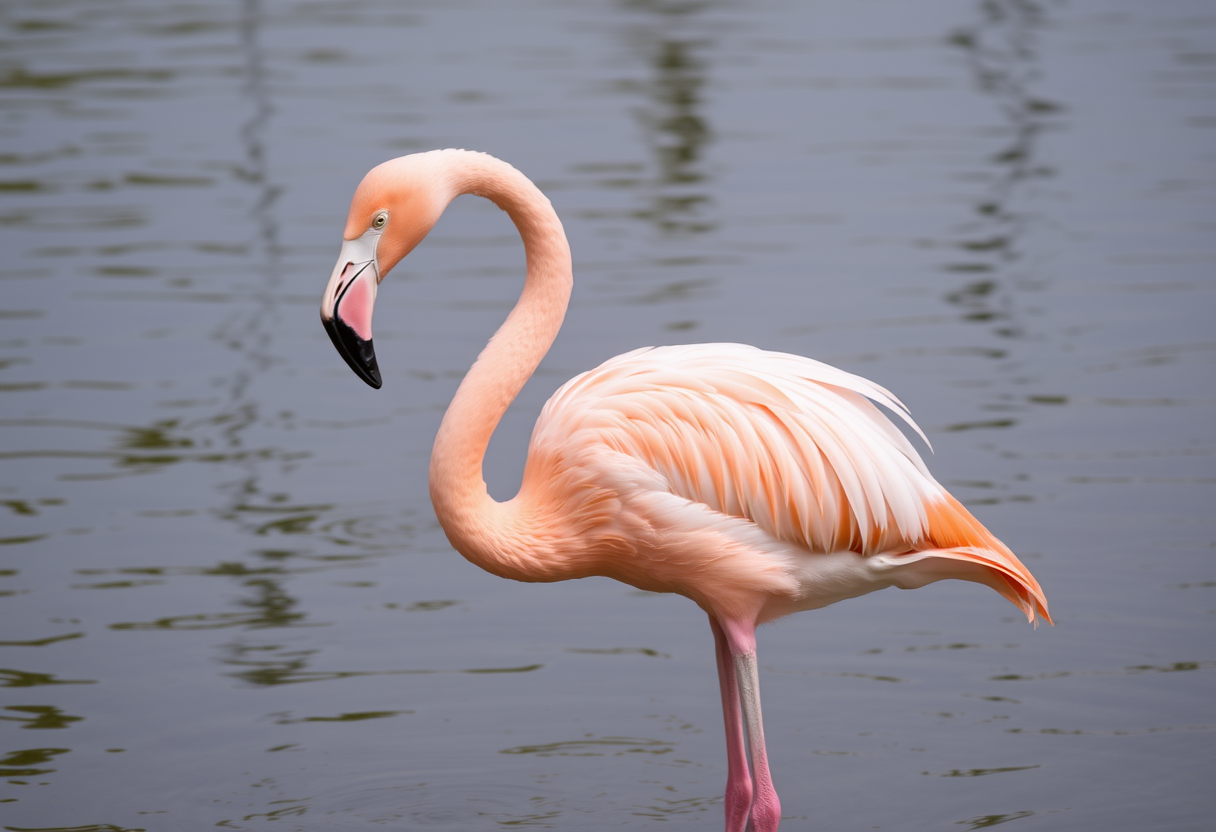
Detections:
[2, 0, 1213, 829]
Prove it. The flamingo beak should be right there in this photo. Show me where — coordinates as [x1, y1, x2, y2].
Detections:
[321, 229, 383, 389]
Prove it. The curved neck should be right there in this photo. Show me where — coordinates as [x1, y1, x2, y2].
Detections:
[427, 152, 572, 575]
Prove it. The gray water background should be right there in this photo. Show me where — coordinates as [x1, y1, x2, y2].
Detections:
[1, 0, 1213, 829]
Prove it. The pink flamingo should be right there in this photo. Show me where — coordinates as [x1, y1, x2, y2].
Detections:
[320, 150, 1050, 832]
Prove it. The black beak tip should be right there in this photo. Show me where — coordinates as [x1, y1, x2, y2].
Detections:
[322, 315, 382, 389]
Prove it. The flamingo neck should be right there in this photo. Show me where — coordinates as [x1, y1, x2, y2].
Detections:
[427, 152, 573, 579]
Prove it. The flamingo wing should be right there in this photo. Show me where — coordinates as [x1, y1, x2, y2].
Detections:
[524, 343, 1049, 623]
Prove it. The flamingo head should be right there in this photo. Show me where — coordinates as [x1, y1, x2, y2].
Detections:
[320, 153, 453, 389]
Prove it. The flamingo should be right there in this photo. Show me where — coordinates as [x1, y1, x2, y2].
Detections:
[319, 149, 1050, 832]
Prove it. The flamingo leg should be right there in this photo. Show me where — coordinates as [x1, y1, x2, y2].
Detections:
[711, 617, 753, 832]
[714, 617, 782, 832]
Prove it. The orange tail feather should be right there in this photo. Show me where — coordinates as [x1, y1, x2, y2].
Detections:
[921, 494, 1052, 625]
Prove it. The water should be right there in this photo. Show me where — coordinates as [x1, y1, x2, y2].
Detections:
[1, 0, 1213, 829]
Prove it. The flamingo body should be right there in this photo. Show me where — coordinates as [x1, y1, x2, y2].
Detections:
[319, 149, 1049, 832]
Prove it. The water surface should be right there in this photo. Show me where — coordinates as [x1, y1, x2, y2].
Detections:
[1, 1, 1213, 829]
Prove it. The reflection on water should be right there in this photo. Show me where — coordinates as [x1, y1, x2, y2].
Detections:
[621, 0, 716, 234]
[927, 763, 1040, 777]
[271, 709, 410, 724]
[0, 670, 95, 689]
[0, 0, 1213, 829]
[0, 705, 83, 730]
[224, 657, 546, 689]
[0, 747, 70, 778]
[944, 0, 1060, 335]
[501, 735, 674, 756]
[958, 811, 1035, 830]
[213, 0, 323, 697]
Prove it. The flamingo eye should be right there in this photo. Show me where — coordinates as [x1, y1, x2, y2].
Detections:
[372, 213, 388, 230]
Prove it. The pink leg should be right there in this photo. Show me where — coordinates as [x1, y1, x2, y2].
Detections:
[711, 617, 753, 832]
[713, 617, 782, 832]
